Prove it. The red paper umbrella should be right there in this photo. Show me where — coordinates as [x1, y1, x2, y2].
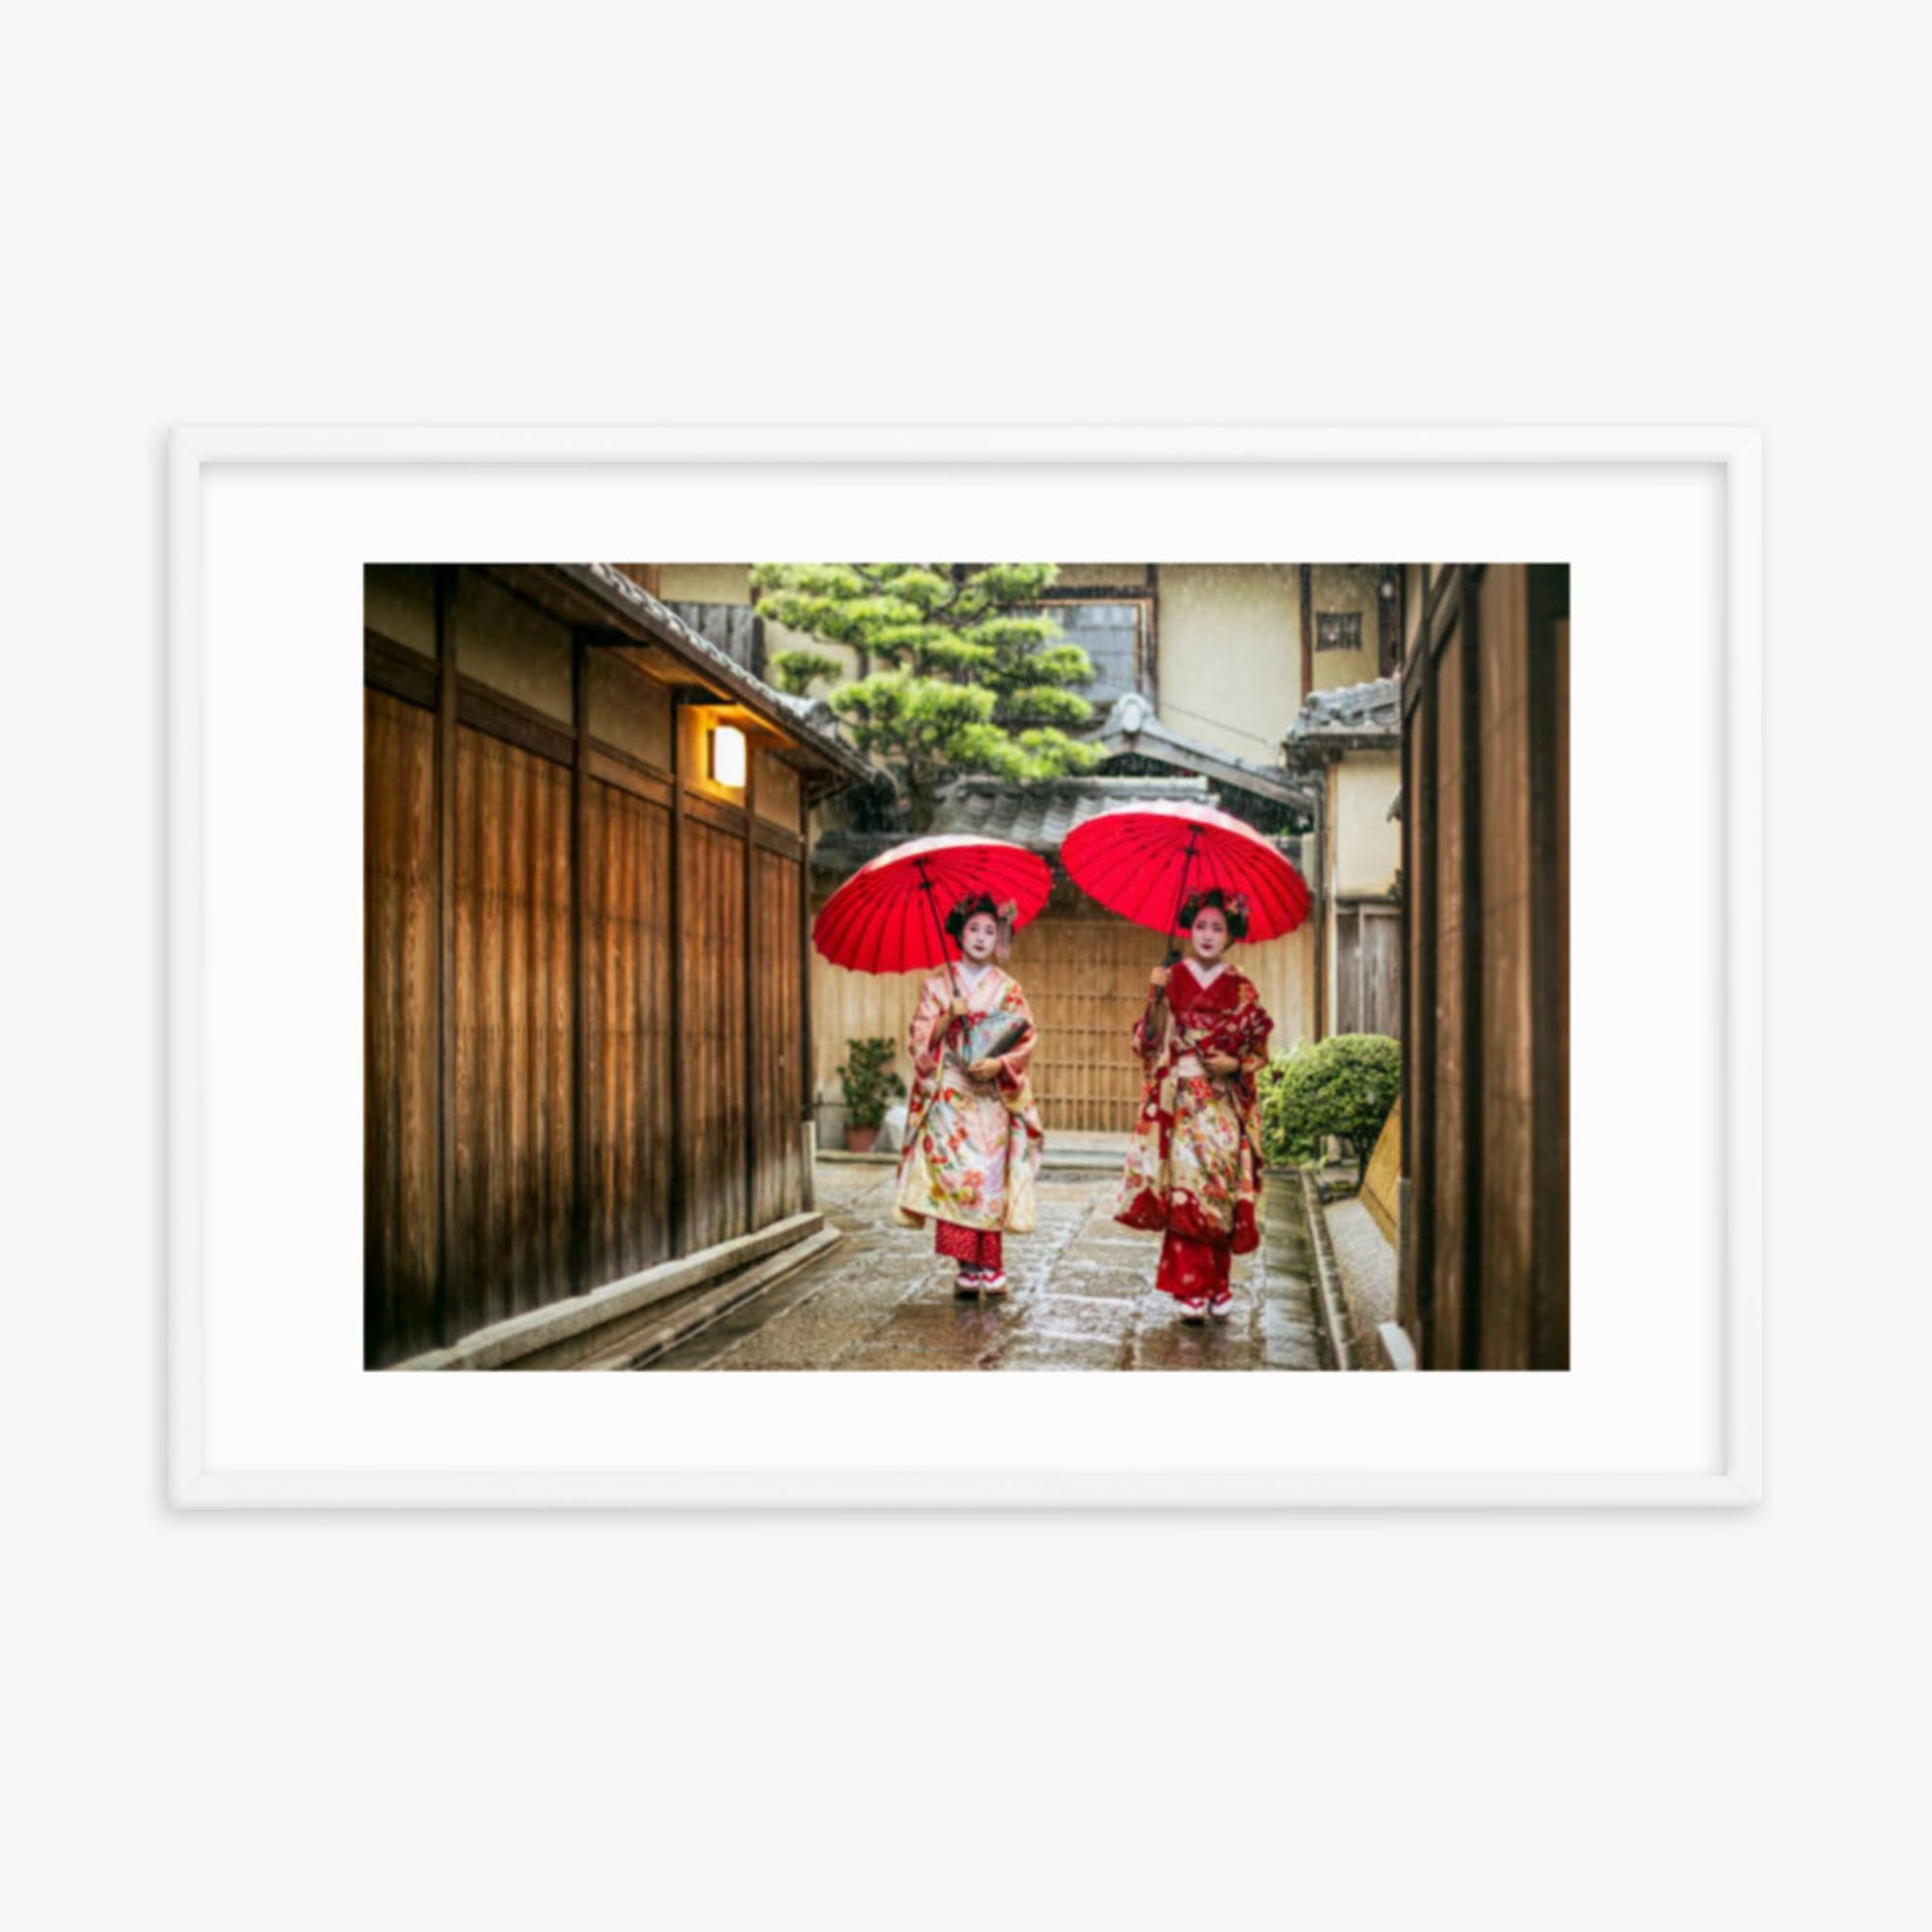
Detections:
[812, 835, 1053, 979]
[1059, 800, 1310, 950]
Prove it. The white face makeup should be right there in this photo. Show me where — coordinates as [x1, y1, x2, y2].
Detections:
[959, 912, 999, 963]
[1188, 906, 1229, 963]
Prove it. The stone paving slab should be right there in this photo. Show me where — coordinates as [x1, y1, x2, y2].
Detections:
[643, 1161, 1326, 1373]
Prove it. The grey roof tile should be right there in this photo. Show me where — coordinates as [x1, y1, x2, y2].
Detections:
[1284, 676, 1401, 750]
[811, 774, 1218, 876]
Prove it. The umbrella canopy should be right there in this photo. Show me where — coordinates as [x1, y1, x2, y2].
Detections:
[812, 835, 1053, 977]
[1059, 800, 1311, 948]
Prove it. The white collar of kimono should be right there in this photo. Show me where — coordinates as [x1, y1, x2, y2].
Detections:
[955, 959, 995, 988]
[1184, 957, 1229, 989]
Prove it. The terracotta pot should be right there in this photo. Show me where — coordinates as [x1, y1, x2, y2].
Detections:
[845, 1125, 880, 1154]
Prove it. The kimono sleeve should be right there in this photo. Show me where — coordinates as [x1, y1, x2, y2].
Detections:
[993, 984, 1038, 1095]
[907, 975, 951, 1078]
[1131, 990, 1170, 1063]
[1235, 987, 1275, 1074]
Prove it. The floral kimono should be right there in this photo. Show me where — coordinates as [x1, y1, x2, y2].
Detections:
[1115, 958, 1274, 1302]
[894, 962, 1043, 1273]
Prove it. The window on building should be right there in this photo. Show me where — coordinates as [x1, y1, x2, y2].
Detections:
[1316, 611, 1363, 652]
[1033, 598, 1149, 709]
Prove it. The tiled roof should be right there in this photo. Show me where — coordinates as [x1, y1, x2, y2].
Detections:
[938, 774, 1215, 847]
[558, 563, 869, 781]
[811, 775, 1217, 877]
[1284, 676, 1401, 752]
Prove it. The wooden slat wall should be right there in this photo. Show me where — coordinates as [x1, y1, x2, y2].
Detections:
[367, 580, 829, 1366]
[1399, 695, 1433, 1350]
[1431, 627, 1469, 1365]
[1476, 566, 1534, 1370]
[1400, 565, 1570, 1371]
[1335, 902, 1403, 1038]
[1537, 615, 1571, 1369]
[809, 905, 1314, 1136]
[681, 819, 749, 1251]
[583, 779, 674, 1285]
[813, 955, 927, 1130]
[364, 691, 439, 1365]
[1026, 919, 1167, 1132]
[451, 729, 575, 1334]
[754, 849, 805, 1223]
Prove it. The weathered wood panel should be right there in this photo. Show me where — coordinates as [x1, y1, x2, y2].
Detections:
[1025, 919, 1171, 1133]
[1399, 691, 1432, 1347]
[583, 779, 674, 1285]
[586, 649, 672, 771]
[666, 600, 761, 675]
[754, 850, 805, 1224]
[1335, 901, 1403, 1039]
[1477, 564, 1534, 1371]
[366, 567, 842, 1367]
[364, 691, 439, 1366]
[1536, 611, 1571, 1369]
[813, 953, 925, 1130]
[1431, 625, 1468, 1369]
[1399, 565, 1570, 1371]
[681, 819, 749, 1250]
[755, 749, 802, 829]
[451, 728, 575, 1334]
[809, 901, 1315, 1137]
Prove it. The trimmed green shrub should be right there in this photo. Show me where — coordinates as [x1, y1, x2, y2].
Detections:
[838, 1036, 906, 1130]
[1258, 1034, 1402, 1173]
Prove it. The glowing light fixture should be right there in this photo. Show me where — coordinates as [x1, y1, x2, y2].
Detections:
[709, 722, 748, 788]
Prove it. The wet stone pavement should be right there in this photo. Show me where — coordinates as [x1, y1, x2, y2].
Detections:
[646, 1160, 1327, 1372]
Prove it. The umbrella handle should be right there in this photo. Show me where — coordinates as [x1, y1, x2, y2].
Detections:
[915, 865, 965, 1043]
[1151, 834, 1201, 1013]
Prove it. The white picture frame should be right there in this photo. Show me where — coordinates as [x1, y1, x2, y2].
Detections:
[169, 426, 1761, 1508]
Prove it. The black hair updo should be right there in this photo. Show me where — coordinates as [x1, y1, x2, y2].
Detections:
[1176, 888, 1250, 942]
[944, 893, 1001, 942]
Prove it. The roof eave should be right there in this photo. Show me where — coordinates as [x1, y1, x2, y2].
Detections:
[538, 562, 873, 792]
[1283, 727, 1403, 763]
[1093, 695, 1320, 817]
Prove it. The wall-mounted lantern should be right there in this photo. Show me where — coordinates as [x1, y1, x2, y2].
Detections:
[708, 721, 748, 788]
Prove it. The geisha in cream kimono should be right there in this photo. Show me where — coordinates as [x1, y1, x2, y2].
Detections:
[893, 895, 1042, 1295]
[1115, 888, 1274, 1318]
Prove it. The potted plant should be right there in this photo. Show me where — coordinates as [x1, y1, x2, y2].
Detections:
[838, 1036, 905, 1153]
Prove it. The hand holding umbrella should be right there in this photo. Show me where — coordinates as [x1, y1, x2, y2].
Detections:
[812, 834, 1052, 1053]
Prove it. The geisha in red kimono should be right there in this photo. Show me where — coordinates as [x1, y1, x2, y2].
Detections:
[1115, 889, 1275, 1321]
[894, 895, 1043, 1296]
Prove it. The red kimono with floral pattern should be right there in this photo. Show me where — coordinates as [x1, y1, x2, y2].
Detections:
[1114, 960, 1273, 1297]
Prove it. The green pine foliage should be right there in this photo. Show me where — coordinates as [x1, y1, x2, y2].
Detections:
[755, 562, 1100, 826]
[768, 647, 843, 698]
[1258, 1035, 1403, 1174]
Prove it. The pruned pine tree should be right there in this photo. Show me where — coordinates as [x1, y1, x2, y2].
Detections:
[755, 563, 1099, 829]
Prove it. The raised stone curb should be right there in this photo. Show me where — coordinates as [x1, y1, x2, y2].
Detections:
[393, 1212, 828, 1372]
[1300, 1169, 1356, 1372]
[588, 1226, 846, 1370]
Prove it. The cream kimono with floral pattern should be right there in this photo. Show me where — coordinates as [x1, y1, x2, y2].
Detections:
[894, 965, 1043, 1235]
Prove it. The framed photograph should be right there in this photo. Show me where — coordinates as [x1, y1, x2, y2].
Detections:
[169, 427, 1761, 1507]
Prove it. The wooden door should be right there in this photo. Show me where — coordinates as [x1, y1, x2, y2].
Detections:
[582, 779, 674, 1287]
[1400, 565, 1569, 1370]
[1335, 900, 1403, 1038]
[449, 727, 576, 1335]
[364, 689, 439, 1365]
[1021, 918, 1160, 1133]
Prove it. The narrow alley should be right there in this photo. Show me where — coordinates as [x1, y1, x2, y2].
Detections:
[647, 1158, 1328, 1371]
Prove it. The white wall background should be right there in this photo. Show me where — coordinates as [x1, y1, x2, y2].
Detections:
[4, 5, 1923, 1928]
